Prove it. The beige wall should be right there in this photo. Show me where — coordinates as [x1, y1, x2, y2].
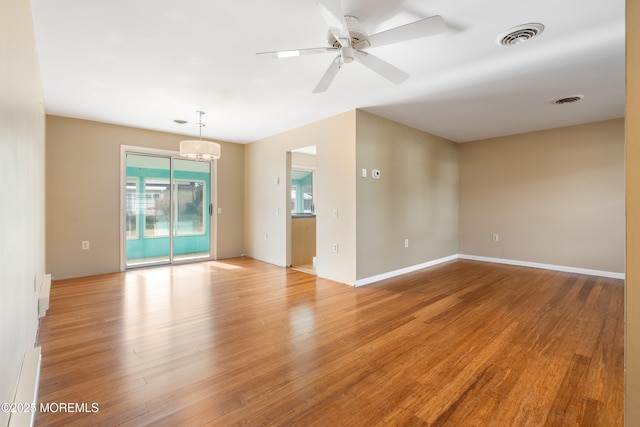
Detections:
[291, 152, 316, 169]
[0, 0, 46, 422]
[245, 111, 357, 284]
[626, 0, 640, 422]
[46, 116, 244, 279]
[355, 111, 458, 280]
[459, 119, 625, 274]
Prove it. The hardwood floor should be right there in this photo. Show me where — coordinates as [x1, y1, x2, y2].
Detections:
[35, 258, 624, 426]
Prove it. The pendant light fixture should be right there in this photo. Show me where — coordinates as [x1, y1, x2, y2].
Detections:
[179, 111, 221, 161]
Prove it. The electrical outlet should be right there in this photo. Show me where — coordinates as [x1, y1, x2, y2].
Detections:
[82, 241, 90, 250]
[332, 243, 339, 253]
[332, 208, 338, 219]
[404, 239, 409, 248]
[492, 234, 499, 242]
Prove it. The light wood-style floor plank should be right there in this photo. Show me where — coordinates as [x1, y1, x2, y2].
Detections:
[35, 258, 623, 426]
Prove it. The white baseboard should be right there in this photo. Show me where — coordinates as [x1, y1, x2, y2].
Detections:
[8, 347, 41, 427]
[458, 254, 625, 280]
[353, 254, 624, 287]
[354, 255, 458, 287]
[38, 274, 51, 318]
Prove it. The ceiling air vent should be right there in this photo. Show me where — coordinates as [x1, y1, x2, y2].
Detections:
[497, 23, 545, 46]
[554, 95, 584, 105]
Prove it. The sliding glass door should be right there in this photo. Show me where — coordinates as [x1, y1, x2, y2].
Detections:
[123, 151, 213, 268]
[172, 158, 211, 262]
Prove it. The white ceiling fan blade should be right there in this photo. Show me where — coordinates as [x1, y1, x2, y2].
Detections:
[367, 15, 445, 48]
[256, 47, 338, 59]
[313, 55, 342, 93]
[354, 51, 409, 84]
[315, 0, 351, 48]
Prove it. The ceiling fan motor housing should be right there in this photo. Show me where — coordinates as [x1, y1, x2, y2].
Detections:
[328, 16, 370, 50]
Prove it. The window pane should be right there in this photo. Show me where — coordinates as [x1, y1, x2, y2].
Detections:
[125, 154, 171, 266]
[143, 178, 170, 237]
[291, 170, 313, 214]
[175, 180, 205, 235]
[125, 177, 139, 239]
[302, 184, 313, 213]
[291, 187, 297, 213]
[172, 157, 210, 261]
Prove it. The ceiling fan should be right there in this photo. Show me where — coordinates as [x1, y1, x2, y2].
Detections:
[257, 0, 446, 93]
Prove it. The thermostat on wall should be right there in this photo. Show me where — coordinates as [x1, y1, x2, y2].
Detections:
[372, 169, 381, 179]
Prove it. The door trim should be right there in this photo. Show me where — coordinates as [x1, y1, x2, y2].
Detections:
[119, 145, 218, 271]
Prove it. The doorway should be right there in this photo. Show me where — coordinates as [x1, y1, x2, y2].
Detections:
[121, 147, 215, 269]
[289, 146, 316, 274]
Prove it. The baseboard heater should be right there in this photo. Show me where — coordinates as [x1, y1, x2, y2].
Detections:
[8, 347, 41, 427]
[38, 274, 51, 318]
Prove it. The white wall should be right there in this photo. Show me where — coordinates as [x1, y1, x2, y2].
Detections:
[0, 0, 46, 422]
[245, 111, 357, 284]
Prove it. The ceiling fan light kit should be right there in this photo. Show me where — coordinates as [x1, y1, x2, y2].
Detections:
[257, 0, 446, 93]
[340, 46, 355, 63]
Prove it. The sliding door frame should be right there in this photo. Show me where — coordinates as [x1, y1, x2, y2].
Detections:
[119, 145, 218, 271]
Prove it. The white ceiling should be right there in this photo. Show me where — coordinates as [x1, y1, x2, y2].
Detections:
[30, 0, 625, 144]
